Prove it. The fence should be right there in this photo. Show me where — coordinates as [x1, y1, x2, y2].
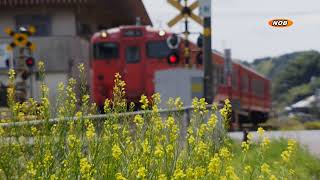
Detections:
[0, 104, 224, 134]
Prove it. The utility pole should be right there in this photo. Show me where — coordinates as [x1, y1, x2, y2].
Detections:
[224, 49, 232, 101]
[183, 0, 190, 66]
[199, 0, 213, 103]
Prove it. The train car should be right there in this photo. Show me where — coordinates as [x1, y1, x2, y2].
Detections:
[212, 52, 271, 127]
[90, 26, 182, 108]
[90, 25, 270, 127]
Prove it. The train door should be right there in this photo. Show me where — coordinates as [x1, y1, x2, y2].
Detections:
[122, 40, 145, 101]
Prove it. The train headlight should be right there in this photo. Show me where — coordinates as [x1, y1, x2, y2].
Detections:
[101, 31, 108, 38]
[159, 30, 166, 37]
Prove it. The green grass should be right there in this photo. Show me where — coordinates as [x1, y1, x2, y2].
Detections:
[231, 138, 320, 179]
[304, 121, 320, 130]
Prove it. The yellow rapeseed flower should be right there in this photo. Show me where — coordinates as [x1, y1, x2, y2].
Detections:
[289, 169, 295, 176]
[208, 113, 218, 129]
[281, 150, 290, 163]
[158, 174, 167, 180]
[241, 141, 250, 153]
[142, 139, 150, 154]
[134, 115, 144, 128]
[172, 168, 185, 179]
[188, 135, 195, 145]
[261, 137, 271, 150]
[154, 143, 164, 158]
[199, 124, 208, 137]
[86, 122, 96, 141]
[208, 153, 221, 175]
[219, 147, 231, 160]
[195, 141, 209, 156]
[137, 167, 147, 179]
[244, 165, 252, 174]
[78, 63, 85, 73]
[26, 162, 36, 177]
[166, 144, 174, 158]
[257, 127, 265, 137]
[226, 166, 239, 180]
[261, 163, 271, 175]
[269, 174, 277, 180]
[152, 93, 161, 105]
[80, 157, 93, 179]
[194, 166, 206, 178]
[112, 144, 122, 160]
[139, 95, 149, 110]
[43, 150, 53, 169]
[174, 97, 183, 110]
[186, 168, 194, 178]
[115, 172, 127, 180]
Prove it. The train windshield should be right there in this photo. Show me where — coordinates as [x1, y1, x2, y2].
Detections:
[126, 46, 140, 63]
[146, 41, 171, 58]
[93, 42, 119, 60]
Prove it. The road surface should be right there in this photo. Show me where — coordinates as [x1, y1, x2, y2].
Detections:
[230, 130, 320, 158]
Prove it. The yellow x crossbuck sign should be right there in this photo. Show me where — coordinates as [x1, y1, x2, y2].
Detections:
[167, 0, 203, 27]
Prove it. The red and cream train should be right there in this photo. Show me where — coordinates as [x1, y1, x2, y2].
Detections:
[90, 25, 271, 127]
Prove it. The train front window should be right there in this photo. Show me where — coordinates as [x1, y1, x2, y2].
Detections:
[93, 42, 118, 60]
[126, 46, 140, 63]
[146, 41, 171, 58]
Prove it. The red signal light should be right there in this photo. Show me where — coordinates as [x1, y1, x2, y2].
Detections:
[25, 57, 35, 68]
[167, 52, 179, 65]
[169, 55, 177, 63]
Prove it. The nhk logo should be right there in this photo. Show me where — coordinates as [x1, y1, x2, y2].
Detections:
[268, 19, 293, 28]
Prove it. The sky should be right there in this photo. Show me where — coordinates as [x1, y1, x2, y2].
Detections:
[142, 0, 320, 62]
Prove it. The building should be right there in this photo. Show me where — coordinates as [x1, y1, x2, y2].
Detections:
[0, 0, 151, 106]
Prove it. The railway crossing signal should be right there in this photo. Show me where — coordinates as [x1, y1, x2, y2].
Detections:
[166, 33, 180, 65]
[167, 0, 203, 67]
[167, 0, 214, 103]
[167, 0, 203, 27]
[4, 26, 37, 101]
[5, 26, 36, 52]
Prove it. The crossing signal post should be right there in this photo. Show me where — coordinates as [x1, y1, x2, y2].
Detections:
[4, 26, 36, 102]
[199, 0, 214, 103]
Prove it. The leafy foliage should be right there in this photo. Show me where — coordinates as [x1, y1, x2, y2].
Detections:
[250, 50, 320, 107]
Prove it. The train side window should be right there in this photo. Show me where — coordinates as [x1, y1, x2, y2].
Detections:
[146, 41, 171, 58]
[126, 46, 140, 63]
[252, 79, 264, 96]
[93, 42, 119, 60]
[232, 71, 238, 88]
[241, 75, 249, 92]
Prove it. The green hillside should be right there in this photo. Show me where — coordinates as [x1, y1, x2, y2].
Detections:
[249, 50, 320, 107]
